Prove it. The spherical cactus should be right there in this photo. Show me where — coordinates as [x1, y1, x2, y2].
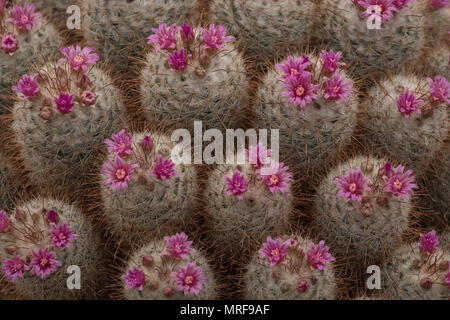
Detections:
[243, 235, 336, 300]
[422, 0, 450, 43]
[209, 0, 316, 60]
[316, 0, 425, 78]
[0, 197, 104, 299]
[418, 44, 450, 80]
[0, 152, 17, 212]
[313, 156, 417, 263]
[361, 74, 449, 172]
[81, 0, 200, 76]
[204, 148, 293, 264]
[100, 131, 198, 247]
[11, 45, 126, 192]
[120, 233, 217, 299]
[254, 52, 358, 171]
[140, 23, 247, 132]
[383, 230, 450, 299]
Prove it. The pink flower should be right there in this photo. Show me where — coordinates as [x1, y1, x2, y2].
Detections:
[46, 210, 59, 224]
[102, 156, 139, 192]
[7, 2, 41, 30]
[53, 93, 75, 114]
[426, 75, 450, 104]
[323, 73, 353, 103]
[306, 240, 335, 271]
[59, 45, 99, 72]
[358, 0, 398, 22]
[445, 269, 450, 287]
[298, 280, 309, 292]
[29, 248, 62, 279]
[280, 71, 320, 108]
[168, 47, 191, 71]
[257, 162, 293, 195]
[172, 262, 207, 296]
[49, 222, 79, 249]
[259, 236, 289, 267]
[2, 256, 29, 282]
[379, 161, 393, 177]
[200, 24, 234, 51]
[141, 135, 153, 151]
[320, 50, 346, 73]
[245, 142, 272, 168]
[12, 74, 40, 99]
[335, 168, 371, 203]
[1, 33, 18, 55]
[181, 23, 194, 42]
[81, 90, 97, 106]
[225, 170, 248, 200]
[383, 165, 418, 200]
[122, 267, 146, 291]
[429, 0, 449, 9]
[392, 0, 415, 10]
[0, 0, 5, 13]
[104, 130, 134, 158]
[162, 232, 195, 259]
[146, 23, 179, 52]
[0, 210, 10, 233]
[418, 230, 439, 254]
[152, 155, 178, 180]
[395, 88, 423, 118]
[276, 56, 311, 80]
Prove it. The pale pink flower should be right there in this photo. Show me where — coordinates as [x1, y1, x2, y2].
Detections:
[429, 0, 449, 9]
[59, 45, 99, 72]
[395, 88, 423, 118]
[81, 90, 97, 106]
[259, 236, 289, 267]
[358, 0, 398, 22]
[200, 24, 234, 51]
[383, 165, 418, 200]
[298, 280, 309, 292]
[320, 50, 346, 73]
[445, 269, 450, 287]
[2, 256, 29, 282]
[122, 267, 146, 291]
[335, 168, 371, 203]
[306, 240, 335, 271]
[7, 2, 41, 30]
[29, 248, 62, 279]
[0, 210, 10, 233]
[245, 142, 272, 168]
[102, 156, 139, 192]
[257, 162, 293, 195]
[426, 75, 450, 104]
[323, 73, 353, 103]
[224, 170, 248, 200]
[152, 155, 178, 180]
[53, 93, 75, 114]
[162, 232, 195, 259]
[12, 74, 40, 99]
[418, 230, 439, 254]
[168, 47, 191, 71]
[172, 262, 207, 296]
[49, 222, 79, 249]
[146, 23, 179, 52]
[141, 135, 153, 151]
[1, 33, 18, 55]
[104, 130, 134, 158]
[392, 0, 415, 10]
[276, 56, 311, 80]
[280, 71, 320, 108]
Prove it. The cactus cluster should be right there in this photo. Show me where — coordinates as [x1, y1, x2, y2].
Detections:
[0, 152, 17, 212]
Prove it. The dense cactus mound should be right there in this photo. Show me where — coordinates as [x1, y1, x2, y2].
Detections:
[0, 152, 16, 212]
[32, 0, 74, 29]
[11, 50, 125, 192]
[422, 1, 450, 44]
[418, 44, 450, 80]
[254, 52, 358, 171]
[383, 233, 450, 300]
[120, 235, 217, 299]
[361, 74, 449, 172]
[100, 131, 198, 247]
[81, 0, 199, 76]
[209, 0, 316, 60]
[316, 0, 425, 78]
[313, 156, 417, 263]
[0, 198, 104, 299]
[140, 23, 247, 132]
[243, 235, 336, 300]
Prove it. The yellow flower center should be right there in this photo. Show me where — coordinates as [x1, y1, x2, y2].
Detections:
[74, 55, 84, 64]
[271, 249, 279, 257]
[270, 175, 278, 185]
[349, 183, 357, 193]
[184, 275, 193, 285]
[296, 86, 305, 96]
[393, 179, 402, 190]
[115, 169, 126, 180]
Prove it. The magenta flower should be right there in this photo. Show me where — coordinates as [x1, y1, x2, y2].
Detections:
[162, 232, 195, 259]
[323, 73, 353, 103]
[29, 248, 62, 279]
[46, 210, 59, 224]
[2, 256, 29, 282]
[429, 0, 449, 9]
[146, 23, 179, 52]
[426, 75, 450, 104]
[392, 0, 415, 10]
[200, 24, 234, 51]
[172, 262, 207, 296]
[49, 222, 79, 249]
[53, 93, 75, 114]
[335, 168, 371, 203]
[276, 56, 311, 80]
[306, 240, 335, 271]
[7, 2, 41, 30]
[12, 74, 40, 99]
[379, 161, 393, 177]
[383, 165, 418, 200]
[280, 71, 320, 108]
[122, 267, 146, 291]
[418, 230, 440, 254]
[152, 155, 178, 180]
[225, 170, 248, 200]
[168, 47, 191, 71]
[395, 88, 423, 118]
[358, 0, 398, 22]
[1, 33, 18, 55]
[81, 90, 97, 106]
[259, 236, 289, 267]
[59, 45, 99, 72]
[104, 129, 134, 158]
[245, 142, 272, 168]
[446, 269, 450, 287]
[298, 280, 309, 292]
[141, 135, 153, 151]
[257, 162, 293, 195]
[0, 210, 10, 233]
[102, 156, 139, 192]
[320, 50, 346, 73]
[0, 0, 5, 13]
[181, 23, 194, 42]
